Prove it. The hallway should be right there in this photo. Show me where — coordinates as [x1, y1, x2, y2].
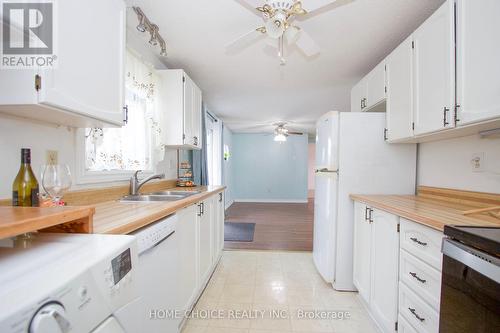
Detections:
[224, 199, 314, 251]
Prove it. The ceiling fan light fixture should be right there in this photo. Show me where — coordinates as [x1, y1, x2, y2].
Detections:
[265, 18, 285, 39]
[274, 133, 287, 142]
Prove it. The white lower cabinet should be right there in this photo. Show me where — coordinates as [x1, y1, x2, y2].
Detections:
[369, 209, 400, 333]
[352, 203, 399, 332]
[399, 283, 440, 333]
[177, 205, 199, 314]
[400, 218, 443, 271]
[352, 202, 372, 303]
[212, 192, 225, 264]
[400, 250, 442, 311]
[352, 201, 444, 333]
[397, 315, 418, 333]
[197, 199, 213, 287]
[177, 191, 225, 330]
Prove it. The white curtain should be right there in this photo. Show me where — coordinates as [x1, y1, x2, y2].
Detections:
[85, 50, 165, 171]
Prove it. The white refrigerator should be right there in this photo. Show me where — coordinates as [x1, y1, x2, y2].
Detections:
[313, 111, 416, 291]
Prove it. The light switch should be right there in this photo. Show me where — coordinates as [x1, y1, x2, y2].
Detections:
[46, 150, 58, 165]
[471, 152, 485, 172]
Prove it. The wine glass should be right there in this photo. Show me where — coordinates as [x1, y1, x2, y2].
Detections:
[41, 164, 72, 205]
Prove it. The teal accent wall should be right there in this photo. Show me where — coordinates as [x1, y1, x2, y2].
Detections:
[232, 133, 308, 202]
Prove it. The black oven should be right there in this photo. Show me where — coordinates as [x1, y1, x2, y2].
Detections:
[440, 226, 500, 332]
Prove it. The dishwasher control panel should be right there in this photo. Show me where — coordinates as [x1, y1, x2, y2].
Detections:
[132, 215, 177, 254]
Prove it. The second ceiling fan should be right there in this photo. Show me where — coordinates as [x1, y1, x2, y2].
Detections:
[228, 0, 348, 65]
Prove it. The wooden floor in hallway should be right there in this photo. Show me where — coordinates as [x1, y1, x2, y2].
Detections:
[224, 198, 314, 251]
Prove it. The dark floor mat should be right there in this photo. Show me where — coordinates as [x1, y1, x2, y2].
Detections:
[224, 222, 256, 242]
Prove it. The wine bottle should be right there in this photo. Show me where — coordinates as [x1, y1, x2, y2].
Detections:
[12, 148, 39, 207]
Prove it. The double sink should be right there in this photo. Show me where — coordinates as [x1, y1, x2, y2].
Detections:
[121, 190, 201, 202]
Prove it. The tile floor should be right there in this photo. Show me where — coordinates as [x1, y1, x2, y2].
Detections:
[182, 250, 379, 333]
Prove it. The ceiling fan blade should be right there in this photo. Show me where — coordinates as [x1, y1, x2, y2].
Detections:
[225, 28, 266, 54]
[234, 0, 265, 16]
[300, 0, 354, 18]
[295, 28, 320, 57]
[288, 131, 304, 135]
[285, 26, 300, 45]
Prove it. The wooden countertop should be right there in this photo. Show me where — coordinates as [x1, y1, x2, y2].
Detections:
[0, 205, 95, 239]
[351, 187, 500, 231]
[92, 186, 225, 234]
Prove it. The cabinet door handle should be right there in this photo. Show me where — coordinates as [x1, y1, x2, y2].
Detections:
[193, 136, 198, 146]
[365, 206, 369, 221]
[123, 105, 129, 124]
[219, 192, 222, 202]
[410, 237, 427, 246]
[197, 203, 202, 216]
[443, 107, 450, 126]
[384, 128, 388, 141]
[455, 104, 461, 123]
[408, 307, 425, 322]
[409, 272, 427, 283]
[201, 202, 204, 215]
[368, 208, 374, 223]
[360, 98, 364, 109]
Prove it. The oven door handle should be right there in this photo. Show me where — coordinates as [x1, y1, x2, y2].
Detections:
[442, 239, 500, 283]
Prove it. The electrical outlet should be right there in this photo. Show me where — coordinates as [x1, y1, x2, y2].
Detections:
[471, 152, 485, 173]
[46, 150, 58, 165]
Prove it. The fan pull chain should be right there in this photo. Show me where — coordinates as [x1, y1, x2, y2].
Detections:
[279, 36, 286, 66]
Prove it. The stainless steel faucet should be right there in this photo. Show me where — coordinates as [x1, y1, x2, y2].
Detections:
[129, 170, 165, 195]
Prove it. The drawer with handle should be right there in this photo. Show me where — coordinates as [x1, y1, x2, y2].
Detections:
[399, 282, 439, 333]
[400, 218, 443, 271]
[400, 249, 442, 311]
[398, 314, 419, 333]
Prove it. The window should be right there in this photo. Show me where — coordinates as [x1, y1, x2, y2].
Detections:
[77, 50, 165, 184]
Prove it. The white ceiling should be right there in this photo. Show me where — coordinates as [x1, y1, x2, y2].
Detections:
[127, 0, 444, 134]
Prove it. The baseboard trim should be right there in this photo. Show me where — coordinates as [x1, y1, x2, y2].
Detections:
[225, 200, 234, 210]
[234, 199, 308, 204]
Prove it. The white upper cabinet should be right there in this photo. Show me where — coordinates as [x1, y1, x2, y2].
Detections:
[412, 0, 455, 135]
[0, 0, 126, 127]
[157, 69, 202, 150]
[456, 0, 500, 125]
[369, 209, 400, 333]
[351, 62, 386, 113]
[386, 36, 414, 141]
[351, 79, 366, 112]
[365, 62, 386, 110]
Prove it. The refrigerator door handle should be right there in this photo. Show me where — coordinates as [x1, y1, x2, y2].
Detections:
[316, 168, 339, 173]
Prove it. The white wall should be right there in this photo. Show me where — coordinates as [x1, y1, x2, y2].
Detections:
[232, 133, 308, 203]
[308, 142, 316, 198]
[0, 115, 178, 199]
[417, 134, 500, 194]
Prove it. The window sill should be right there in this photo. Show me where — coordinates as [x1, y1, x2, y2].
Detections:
[75, 169, 154, 185]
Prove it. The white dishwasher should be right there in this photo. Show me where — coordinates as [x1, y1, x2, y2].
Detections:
[115, 214, 179, 333]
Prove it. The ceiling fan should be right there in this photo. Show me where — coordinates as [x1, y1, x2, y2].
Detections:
[273, 122, 304, 142]
[228, 0, 348, 65]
